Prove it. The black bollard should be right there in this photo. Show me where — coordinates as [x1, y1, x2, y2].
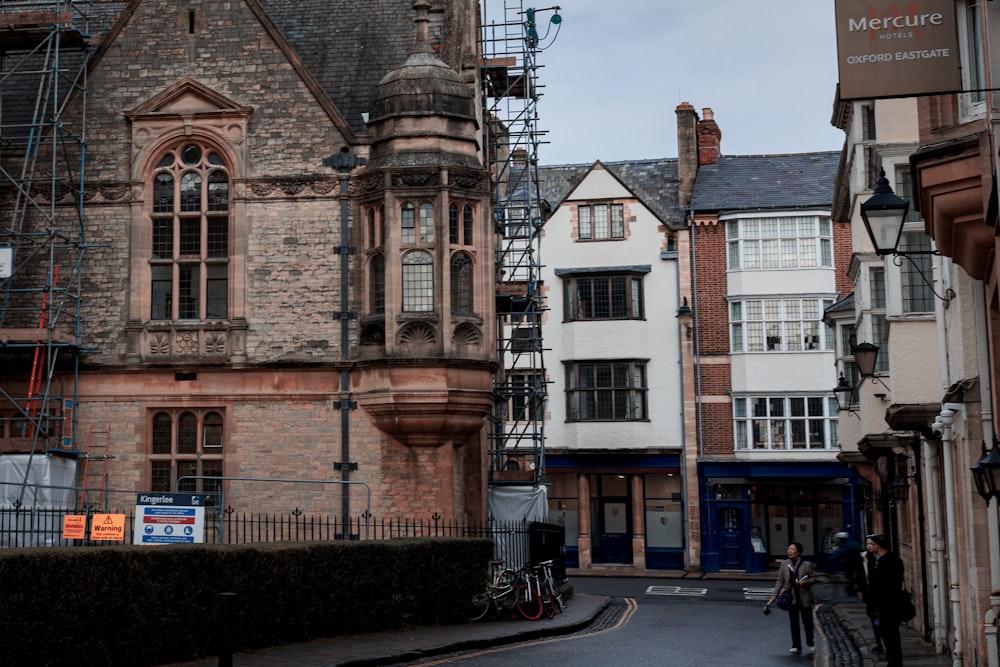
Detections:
[218, 592, 237, 667]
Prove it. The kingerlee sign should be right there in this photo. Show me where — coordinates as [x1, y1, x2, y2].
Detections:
[835, 0, 962, 100]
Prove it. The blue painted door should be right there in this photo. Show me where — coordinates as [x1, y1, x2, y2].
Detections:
[718, 507, 745, 570]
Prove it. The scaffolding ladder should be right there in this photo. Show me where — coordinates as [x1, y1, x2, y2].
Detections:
[79, 424, 111, 509]
[480, 2, 560, 486]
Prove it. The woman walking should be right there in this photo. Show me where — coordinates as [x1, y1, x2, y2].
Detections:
[764, 541, 817, 654]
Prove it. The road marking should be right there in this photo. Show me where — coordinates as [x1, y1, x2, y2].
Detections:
[407, 598, 638, 665]
[743, 586, 773, 601]
[644, 585, 708, 597]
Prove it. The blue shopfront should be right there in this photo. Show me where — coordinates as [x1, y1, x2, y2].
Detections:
[545, 452, 685, 570]
[700, 461, 862, 573]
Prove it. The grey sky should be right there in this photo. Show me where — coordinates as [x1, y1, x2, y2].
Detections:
[518, 1, 845, 165]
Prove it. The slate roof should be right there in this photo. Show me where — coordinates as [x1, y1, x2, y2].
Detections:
[538, 158, 685, 230]
[0, 0, 455, 142]
[260, 0, 438, 137]
[691, 151, 841, 213]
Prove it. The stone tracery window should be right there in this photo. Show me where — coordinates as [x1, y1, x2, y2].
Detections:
[150, 140, 230, 321]
[150, 408, 224, 499]
[402, 250, 434, 312]
[451, 252, 473, 314]
[370, 253, 385, 315]
[401, 201, 435, 244]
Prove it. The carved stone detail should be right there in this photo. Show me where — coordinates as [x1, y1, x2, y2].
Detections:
[174, 330, 199, 355]
[354, 173, 383, 194]
[100, 186, 129, 201]
[391, 170, 439, 188]
[450, 170, 485, 190]
[137, 325, 236, 363]
[398, 321, 437, 344]
[453, 323, 482, 345]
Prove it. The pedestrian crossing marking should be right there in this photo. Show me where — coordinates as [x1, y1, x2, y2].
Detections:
[644, 585, 708, 597]
[744, 586, 773, 601]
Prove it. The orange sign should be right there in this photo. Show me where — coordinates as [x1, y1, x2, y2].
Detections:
[62, 514, 87, 540]
[90, 513, 126, 542]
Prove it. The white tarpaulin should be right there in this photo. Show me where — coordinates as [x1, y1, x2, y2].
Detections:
[0, 454, 78, 547]
[488, 484, 548, 523]
[488, 485, 548, 569]
[0, 454, 76, 509]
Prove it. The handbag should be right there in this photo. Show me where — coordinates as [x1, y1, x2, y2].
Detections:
[898, 589, 917, 622]
[775, 589, 792, 610]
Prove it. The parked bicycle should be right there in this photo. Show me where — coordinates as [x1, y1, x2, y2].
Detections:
[538, 559, 566, 614]
[516, 559, 564, 620]
[468, 560, 520, 621]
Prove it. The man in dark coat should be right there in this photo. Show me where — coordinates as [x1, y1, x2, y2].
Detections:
[860, 534, 904, 666]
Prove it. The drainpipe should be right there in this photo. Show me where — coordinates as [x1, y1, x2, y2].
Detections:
[689, 211, 708, 566]
[911, 443, 932, 643]
[674, 235, 690, 571]
[923, 436, 948, 652]
[324, 148, 365, 536]
[936, 403, 966, 666]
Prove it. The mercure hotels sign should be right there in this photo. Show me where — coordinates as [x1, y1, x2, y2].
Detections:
[835, 0, 961, 99]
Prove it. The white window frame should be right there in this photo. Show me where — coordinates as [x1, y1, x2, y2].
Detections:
[730, 297, 835, 352]
[957, 0, 986, 119]
[733, 395, 839, 451]
[726, 214, 833, 271]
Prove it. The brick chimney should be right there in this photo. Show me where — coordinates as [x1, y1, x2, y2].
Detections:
[676, 102, 698, 209]
[697, 108, 721, 166]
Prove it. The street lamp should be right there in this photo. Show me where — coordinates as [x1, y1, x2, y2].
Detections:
[833, 375, 854, 411]
[859, 169, 954, 302]
[853, 342, 879, 379]
[861, 169, 909, 256]
[971, 435, 1000, 503]
[890, 476, 910, 502]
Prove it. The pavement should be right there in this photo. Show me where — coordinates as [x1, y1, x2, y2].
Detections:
[162, 575, 951, 667]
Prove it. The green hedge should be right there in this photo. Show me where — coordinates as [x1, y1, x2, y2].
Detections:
[0, 537, 494, 666]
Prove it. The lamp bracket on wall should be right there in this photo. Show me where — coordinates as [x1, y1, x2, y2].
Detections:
[890, 254, 955, 303]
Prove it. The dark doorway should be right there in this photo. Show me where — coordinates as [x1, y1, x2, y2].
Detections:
[718, 506, 745, 570]
[593, 474, 631, 563]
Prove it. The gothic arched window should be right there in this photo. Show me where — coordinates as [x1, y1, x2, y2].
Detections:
[402, 251, 433, 312]
[449, 203, 459, 244]
[370, 254, 385, 315]
[463, 205, 474, 245]
[451, 252, 473, 314]
[150, 140, 230, 321]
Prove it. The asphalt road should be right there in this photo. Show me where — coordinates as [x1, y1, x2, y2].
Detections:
[399, 577, 816, 667]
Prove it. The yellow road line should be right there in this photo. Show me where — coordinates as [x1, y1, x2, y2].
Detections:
[411, 597, 638, 665]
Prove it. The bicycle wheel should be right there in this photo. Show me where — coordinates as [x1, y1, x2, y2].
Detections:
[496, 570, 519, 610]
[540, 582, 556, 619]
[516, 580, 544, 620]
[468, 589, 491, 621]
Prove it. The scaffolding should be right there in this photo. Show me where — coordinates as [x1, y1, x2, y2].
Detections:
[0, 1, 94, 489]
[481, 2, 559, 486]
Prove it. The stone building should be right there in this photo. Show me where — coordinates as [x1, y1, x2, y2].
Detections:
[0, 0, 496, 524]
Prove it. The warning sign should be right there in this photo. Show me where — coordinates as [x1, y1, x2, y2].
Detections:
[62, 514, 86, 540]
[90, 513, 126, 541]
